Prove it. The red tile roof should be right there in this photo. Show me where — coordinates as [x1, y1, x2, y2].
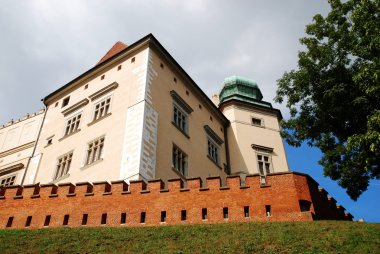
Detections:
[96, 41, 128, 65]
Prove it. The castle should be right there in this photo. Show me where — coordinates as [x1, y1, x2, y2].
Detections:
[0, 34, 352, 229]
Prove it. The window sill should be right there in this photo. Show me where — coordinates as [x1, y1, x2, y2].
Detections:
[251, 123, 265, 128]
[171, 167, 187, 180]
[51, 174, 70, 184]
[171, 121, 190, 139]
[80, 158, 104, 171]
[207, 155, 222, 169]
[58, 129, 81, 142]
[87, 113, 112, 127]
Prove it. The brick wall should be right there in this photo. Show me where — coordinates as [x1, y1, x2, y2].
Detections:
[0, 172, 352, 229]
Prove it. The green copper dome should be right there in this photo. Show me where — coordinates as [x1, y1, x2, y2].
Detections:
[219, 76, 270, 107]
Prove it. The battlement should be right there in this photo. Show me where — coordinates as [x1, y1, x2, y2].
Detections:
[0, 172, 352, 229]
[0, 108, 45, 130]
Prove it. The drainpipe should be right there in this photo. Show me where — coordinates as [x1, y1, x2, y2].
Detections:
[21, 99, 48, 185]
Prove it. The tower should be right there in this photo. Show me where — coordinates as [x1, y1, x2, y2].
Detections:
[218, 76, 289, 176]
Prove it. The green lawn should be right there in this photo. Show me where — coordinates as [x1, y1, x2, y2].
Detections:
[0, 221, 379, 253]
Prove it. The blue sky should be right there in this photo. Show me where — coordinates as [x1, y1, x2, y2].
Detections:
[285, 143, 380, 222]
[0, 0, 378, 222]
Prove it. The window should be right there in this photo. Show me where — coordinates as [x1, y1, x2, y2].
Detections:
[63, 214, 69, 226]
[173, 104, 188, 133]
[140, 212, 146, 224]
[82, 214, 88, 225]
[244, 206, 250, 218]
[54, 152, 73, 180]
[299, 200, 312, 212]
[202, 208, 207, 220]
[62, 97, 70, 108]
[44, 215, 51, 227]
[265, 205, 271, 217]
[131, 57, 135, 63]
[25, 216, 32, 227]
[204, 125, 224, 167]
[170, 90, 193, 136]
[257, 154, 272, 175]
[172, 145, 187, 177]
[117, 65, 122, 71]
[223, 207, 229, 219]
[101, 213, 107, 225]
[6, 217, 13, 228]
[0, 175, 16, 187]
[251, 117, 262, 126]
[181, 210, 187, 221]
[64, 113, 81, 136]
[85, 137, 105, 165]
[93, 97, 111, 121]
[161, 211, 166, 223]
[208, 138, 220, 165]
[120, 213, 126, 224]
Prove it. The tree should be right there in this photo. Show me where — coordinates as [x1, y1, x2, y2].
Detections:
[275, 0, 380, 200]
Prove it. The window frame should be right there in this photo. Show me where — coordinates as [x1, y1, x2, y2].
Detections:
[84, 136, 105, 166]
[172, 144, 188, 177]
[207, 137, 221, 166]
[251, 144, 274, 176]
[251, 116, 264, 127]
[256, 153, 273, 176]
[172, 102, 189, 135]
[92, 95, 113, 122]
[170, 90, 193, 137]
[0, 174, 17, 187]
[204, 125, 224, 168]
[53, 151, 74, 181]
[63, 111, 82, 137]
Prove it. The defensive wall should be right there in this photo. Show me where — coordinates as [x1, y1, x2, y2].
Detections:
[0, 172, 353, 229]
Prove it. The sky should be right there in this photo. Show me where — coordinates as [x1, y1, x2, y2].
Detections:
[0, 0, 379, 222]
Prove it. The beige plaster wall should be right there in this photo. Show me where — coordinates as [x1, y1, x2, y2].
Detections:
[222, 104, 289, 175]
[0, 111, 44, 185]
[148, 49, 227, 182]
[25, 47, 150, 185]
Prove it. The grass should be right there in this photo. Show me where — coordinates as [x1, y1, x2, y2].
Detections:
[0, 221, 379, 253]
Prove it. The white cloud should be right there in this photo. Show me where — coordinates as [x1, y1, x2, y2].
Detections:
[0, 0, 330, 124]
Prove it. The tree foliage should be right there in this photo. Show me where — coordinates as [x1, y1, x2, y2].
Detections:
[275, 0, 380, 200]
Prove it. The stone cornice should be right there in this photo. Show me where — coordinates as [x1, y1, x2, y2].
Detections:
[0, 142, 35, 158]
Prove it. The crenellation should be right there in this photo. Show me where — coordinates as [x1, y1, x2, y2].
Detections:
[93, 181, 111, 195]
[206, 176, 222, 190]
[110, 180, 129, 193]
[40, 183, 58, 198]
[3, 185, 22, 199]
[57, 183, 75, 197]
[0, 108, 45, 129]
[167, 178, 184, 191]
[147, 179, 165, 192]
[22, 184, 40, 198]
[187, 177, 202, 189]
[226, 175, 241, 188]
[76, 182, 93, 196]
[129, 179, 147, 193]
[0, 172, 352, 229]
[245, 174, 259, 187]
